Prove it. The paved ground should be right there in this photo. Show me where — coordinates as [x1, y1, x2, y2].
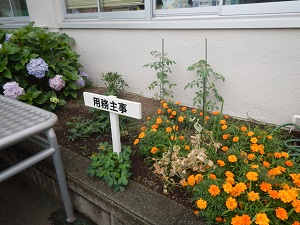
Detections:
[0, 161, 97, 225]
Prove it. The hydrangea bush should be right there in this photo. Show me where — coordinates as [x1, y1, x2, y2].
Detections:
[0, 22, 91, 111]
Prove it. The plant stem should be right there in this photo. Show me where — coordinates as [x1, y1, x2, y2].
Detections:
[160, 39, 165, 100]
[202, 38, 208, 126]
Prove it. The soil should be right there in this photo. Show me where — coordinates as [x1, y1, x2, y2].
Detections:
[53, 87, 194, 210]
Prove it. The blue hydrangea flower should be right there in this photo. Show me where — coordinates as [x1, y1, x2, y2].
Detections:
[79, 72, 90, 80]
[26, 58, 49, 79]
[5, 33, 13, 41]
[77, 76, 85, 87]
[3, 81, 25, 100]
[49, 75, 66, 91]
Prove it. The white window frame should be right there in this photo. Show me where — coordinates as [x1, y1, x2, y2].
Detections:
[60, 0, 300, 29]
[63, 0, 148, 20]
[0, 0, 30, 24]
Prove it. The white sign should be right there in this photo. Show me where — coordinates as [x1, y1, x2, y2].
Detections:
[83, 92, 142, 154]
[83, 92, 142, 119]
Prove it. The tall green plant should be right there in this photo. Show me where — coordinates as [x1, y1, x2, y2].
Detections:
[144, 39, 176, 100]
[100, 71, 128, 96]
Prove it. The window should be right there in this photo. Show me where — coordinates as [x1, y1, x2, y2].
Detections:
[61, 0, 300, 28]
[0, 0, 29, 22]
[64, 0, 147, 20]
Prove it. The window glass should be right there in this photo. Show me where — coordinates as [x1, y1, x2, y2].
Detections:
[227, 0, 294, 4]
[0, 0, 29, 17]
[156, 0, 220, 9]
[65, 0, 145, 13]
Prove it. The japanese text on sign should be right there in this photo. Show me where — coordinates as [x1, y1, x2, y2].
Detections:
[93, 97, 128, 114]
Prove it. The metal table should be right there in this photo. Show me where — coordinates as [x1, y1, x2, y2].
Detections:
[0, 95, 75, 222]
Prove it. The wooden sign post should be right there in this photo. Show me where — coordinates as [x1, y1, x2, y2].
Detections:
[83, 92, 142, 155]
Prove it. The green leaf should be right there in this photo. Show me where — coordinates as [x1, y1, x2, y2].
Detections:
[0, 57, 8, 72]
[3, 68, 12, 79]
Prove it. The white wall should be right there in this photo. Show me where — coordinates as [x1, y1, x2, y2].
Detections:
[27, 0, 300, 125]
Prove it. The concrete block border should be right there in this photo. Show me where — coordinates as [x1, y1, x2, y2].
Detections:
[0, 139, 203, 225]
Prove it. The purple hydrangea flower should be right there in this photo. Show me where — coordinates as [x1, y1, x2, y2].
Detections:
[26, 58, 49, 79]
[3, 81, 25, 100]
[5, 33, 13, 41]
[49, 75, 66, 91]
[77, 76, 85, 87]
[79, 72, 90, 80]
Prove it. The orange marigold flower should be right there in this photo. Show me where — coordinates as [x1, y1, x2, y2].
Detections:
[228, 155, 238, 163]
[151, 146, 159, 154]
[292, 199, 300, 213]
[212, 111, 220, 115]
[225, 171, 235, 178]
[250, 137, 258, 144]
[232, 136, 239, 142]
[141, 126, 146, 131]
[260, 182, 272, 192]
[246, 171, 258, 181]
[215, 217, 223, 222]
[170, 135, 176, 141]
[138, 132, 145, 139]
[255, 213, 270, 225]
[275, 207, 288, 220]
[226, 197, 237, 210]
[248, 191, 260, 201]
[274, 152, 282, 158]
[240, 126, 248, 132]
[182, 180, 188, 187]
[222, 146, 229, 151]
[251, 164, 259, 169]
[175, 101, 180, 105]
[196, 198, 207, 210]
[134, 139, 139, 145]
[162, 102, 168, 108]
[205, 116, 209, 121]
[220, 120, 227, 125]
[266, 135, 273, 140]
[251, 144, 259, 152]
[184, 145, 190, 150]
[167, 108, 172, 114]
[181, 106, 187, 111]
[285, 160, 294, 167]
[157, 108, 163, 114]
[156, 117, 162, 124]
[178, 116, 184, 123]
[292, 222, 300, 225]
[217, 160, 225, 167]
[268, 190, 279, 199]
[179, 135, 185, 141]
[199, 111, 203, 116]
[209, 174, 217, 180]
[188, 175, 196, 186]
[247, 154, 256, 160]
[147, 116, 151, 120]
[195, 174, 204, 183]
[192, 108, 197, 114]
[233, 182, 247, 195]
[172, 111, 177, 116]
[231, 214, 251, 225]
[221, 125, 228, 130]
[263, 161, 270, 168]
[208, 184, 221, 196]
[165, 127, 172, 133]
[172, 125, 179, 131]
[222, 183, 233, 193]
[224, 115, 229, 119]
[247, 131, 254, 137]
[278, 189, 295, 203]
[194, 210, 199, 215]
[152, 124, 159, 129]
[160, 100, 165, 104]
[281, 152, 289, 158]
[222, 134, 230, 140]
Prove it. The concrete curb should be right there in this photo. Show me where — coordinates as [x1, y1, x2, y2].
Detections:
[0, 140, 204, 225]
